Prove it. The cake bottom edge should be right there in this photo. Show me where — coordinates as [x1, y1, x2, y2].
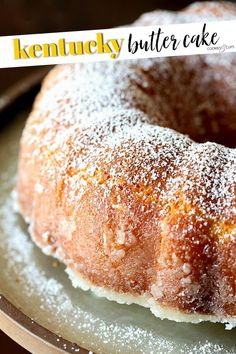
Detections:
[65, 267, 236, 330]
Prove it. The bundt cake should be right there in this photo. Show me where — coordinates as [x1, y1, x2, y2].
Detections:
[17, 1, 236, 327]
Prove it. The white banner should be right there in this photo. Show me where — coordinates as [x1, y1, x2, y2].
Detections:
[0, 20, 236, 68]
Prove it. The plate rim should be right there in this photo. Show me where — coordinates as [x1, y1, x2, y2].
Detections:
[0, 295, 88, 354]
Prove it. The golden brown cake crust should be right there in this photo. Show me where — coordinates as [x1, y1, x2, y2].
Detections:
[17, 2, 236, 324]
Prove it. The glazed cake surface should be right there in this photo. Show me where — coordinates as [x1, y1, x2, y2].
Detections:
[17, 1, 236, 326]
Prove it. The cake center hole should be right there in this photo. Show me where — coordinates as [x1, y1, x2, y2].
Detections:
[190, 130, 236, 148]
[174, 111, 236, 148]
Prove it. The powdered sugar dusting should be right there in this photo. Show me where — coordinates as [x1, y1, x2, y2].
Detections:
[17, 0, 236, 329]
[23, 1, 236, 220]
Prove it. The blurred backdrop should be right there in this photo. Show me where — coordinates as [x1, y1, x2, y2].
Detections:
[0, 0, 235, 352]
